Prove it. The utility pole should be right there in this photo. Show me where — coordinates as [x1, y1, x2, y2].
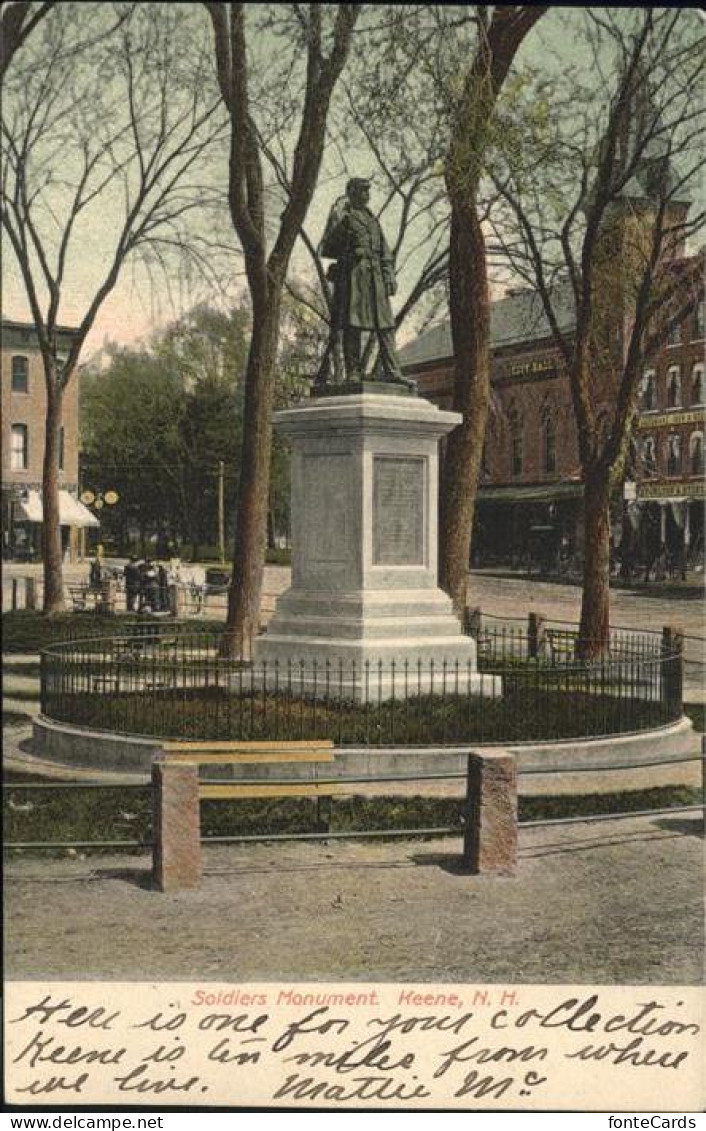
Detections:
[217, 460, 225, 564]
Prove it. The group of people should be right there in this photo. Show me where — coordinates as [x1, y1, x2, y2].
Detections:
[123, 556, 176, 613]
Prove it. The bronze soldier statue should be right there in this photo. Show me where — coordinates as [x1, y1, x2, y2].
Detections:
[314, 177, 415, 390]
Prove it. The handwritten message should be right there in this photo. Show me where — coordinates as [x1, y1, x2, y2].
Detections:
[5, 982, 704, 1110]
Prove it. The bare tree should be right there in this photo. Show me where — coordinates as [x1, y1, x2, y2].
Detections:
[268, 4, 545, 615]
[435, 4, 548, 613]
[2, 2, 227, 612]
[0, 1, 54, 79]
[490, 8, 705, 654]
[205, 2, 360, 654]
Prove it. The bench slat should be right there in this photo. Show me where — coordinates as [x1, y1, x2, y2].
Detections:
[163, 739, 333, 752]
[165, 749, 334, 764]
[199, 782, 341, 800]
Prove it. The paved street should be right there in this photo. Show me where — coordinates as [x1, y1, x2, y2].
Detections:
[3, 558, 703, 629]
[5, 561, 703, 699]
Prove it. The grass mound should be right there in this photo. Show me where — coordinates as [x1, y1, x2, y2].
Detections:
[3, 773, 700, 856]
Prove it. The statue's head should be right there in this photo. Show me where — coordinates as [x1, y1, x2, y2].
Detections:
[346, 177, 371, 206]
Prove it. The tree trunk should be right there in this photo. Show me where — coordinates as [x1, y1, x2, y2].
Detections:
[41, 380, 65, 614]
[438, 203, 490, 614]
[222, 293, 281, 657]
[578, 467, 612, 658]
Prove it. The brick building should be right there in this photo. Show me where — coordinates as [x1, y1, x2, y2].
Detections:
[400, 275, 704, 573]
[400, 286, 588, 568]
[400, 126, 704, 575]
[631, 289, 705, 569]
[1, 318, 98, 560]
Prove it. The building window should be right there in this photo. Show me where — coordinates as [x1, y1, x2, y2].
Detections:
[11, 356, 29, 394]
[10, 424, 29, 470]
[666, 434, 682, 477]
[59, 426, 65, 472]
[540, 396, 556, 474]
[692, 364, 704, 406]
[690, 432, 704, 476]
[642, 436, 657, 478]
[666, 366, 681, 409]
[544, 420, 556, 473]
[693, 303, 704, 341]
[512, 435, 523, 478]
[640, 370, 656, 411]
[508, 402, 523, 478]
[480, 438, 489, 477]
[666, 319, 681, 347]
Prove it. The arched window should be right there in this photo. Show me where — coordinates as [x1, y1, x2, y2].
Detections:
[690, 432, 704, 476]
[642, 436, 656, 478]
[507, 401, 523, 478]
[540, 396, 556, 473]
[666, 366, 681, 409]
[666, 433, 682, 476]
[640, 370, 656, 411]
[691, 364, 704, 407]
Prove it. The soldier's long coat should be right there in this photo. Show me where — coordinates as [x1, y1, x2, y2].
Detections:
[319, 201, 396, 331]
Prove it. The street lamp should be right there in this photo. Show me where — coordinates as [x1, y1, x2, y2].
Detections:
[80, 488, 119, 510]
[80, 488, 119, 557]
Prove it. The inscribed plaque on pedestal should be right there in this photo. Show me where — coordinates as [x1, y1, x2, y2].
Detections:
[372, 456, 425, 565]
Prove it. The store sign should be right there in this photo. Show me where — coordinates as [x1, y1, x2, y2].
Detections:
[637, 480, 705, 500]
[636, 410, 706, 430]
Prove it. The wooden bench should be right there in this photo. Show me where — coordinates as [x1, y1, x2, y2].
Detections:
[68, 585, 91, 611]
[115, 621, 178, 657]
[545, 629, 576, 663]
[68, 585, 115, 613]
[152, 739, 337, 890]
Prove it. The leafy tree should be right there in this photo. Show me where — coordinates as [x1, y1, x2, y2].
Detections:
[81, 304, 251, 558]
[80, 347, 187, 553]
[156, 304, 250, 557]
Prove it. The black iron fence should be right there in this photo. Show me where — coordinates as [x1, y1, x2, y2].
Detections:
[39, 623, 681, 746]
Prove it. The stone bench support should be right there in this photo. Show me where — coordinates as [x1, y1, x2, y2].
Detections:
[462, 750, 517, 875]
[152, 756, 201, 892]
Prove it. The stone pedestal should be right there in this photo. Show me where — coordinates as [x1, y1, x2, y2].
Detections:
[255, 391, 497, 699]
[152, 757, 202, 891]
[462, 751, 517, 875]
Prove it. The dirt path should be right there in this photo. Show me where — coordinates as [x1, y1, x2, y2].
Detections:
[5, 813, 702, 985]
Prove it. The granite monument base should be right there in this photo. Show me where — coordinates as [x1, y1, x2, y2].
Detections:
[254, 390, 498, 701]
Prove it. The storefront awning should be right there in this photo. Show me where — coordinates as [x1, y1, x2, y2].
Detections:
[16, 489, 100, 527]
[477, 482, 584, 504]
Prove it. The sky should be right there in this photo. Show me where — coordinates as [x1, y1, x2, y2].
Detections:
[2, 4, 703, 361]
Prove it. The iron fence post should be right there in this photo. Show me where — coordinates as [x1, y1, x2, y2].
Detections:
[661, 624, 684, 719]
[702, 734, 706, 835]
[528, 611, 546, 660]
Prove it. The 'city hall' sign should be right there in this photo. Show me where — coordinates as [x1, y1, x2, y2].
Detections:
[496, 356, 559, 387]
[508, 357, 558, 378]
